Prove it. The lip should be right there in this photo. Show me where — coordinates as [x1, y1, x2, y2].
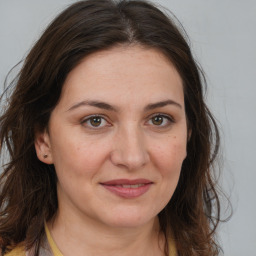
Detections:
[100, 179, 153, 199]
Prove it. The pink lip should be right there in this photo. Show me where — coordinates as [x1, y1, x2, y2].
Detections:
[100, 179, 153, 199]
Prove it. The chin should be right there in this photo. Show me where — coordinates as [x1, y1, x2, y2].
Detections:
[101, 209, 158, 229]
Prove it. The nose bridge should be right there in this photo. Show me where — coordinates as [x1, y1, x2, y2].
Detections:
[111, 122, 149, 170]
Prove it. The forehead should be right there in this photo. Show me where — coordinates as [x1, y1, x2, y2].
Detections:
[58, 45, 184, 110]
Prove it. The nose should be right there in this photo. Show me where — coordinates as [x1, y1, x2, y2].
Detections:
[110, 125, 150, 170]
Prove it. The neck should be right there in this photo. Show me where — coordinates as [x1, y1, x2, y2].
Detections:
[48, 211, 166, 256]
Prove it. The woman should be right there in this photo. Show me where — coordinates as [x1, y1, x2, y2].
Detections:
[0, 0, 222, 255]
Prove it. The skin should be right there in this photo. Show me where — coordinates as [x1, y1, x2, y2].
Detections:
[35, 45, 188, 256]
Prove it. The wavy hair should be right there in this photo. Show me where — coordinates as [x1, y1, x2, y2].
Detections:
[0, 0, 223, 255]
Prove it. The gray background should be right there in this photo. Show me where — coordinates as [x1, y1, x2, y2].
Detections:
[0, 1, 255, 255]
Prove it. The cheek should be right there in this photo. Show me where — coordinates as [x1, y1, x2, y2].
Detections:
[53, 137, 111, 178]
[148, 136, 187, 213]
[152, 135, 187, 176]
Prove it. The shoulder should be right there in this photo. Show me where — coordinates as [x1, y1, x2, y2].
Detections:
[4, 246, 25, 256]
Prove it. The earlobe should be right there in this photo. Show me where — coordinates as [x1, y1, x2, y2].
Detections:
[34, 130, 53, 164]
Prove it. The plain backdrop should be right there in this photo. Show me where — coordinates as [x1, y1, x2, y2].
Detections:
[0, 1, 256, 255]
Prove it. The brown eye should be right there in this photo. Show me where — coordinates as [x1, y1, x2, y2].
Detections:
[89, 116, 102, 127]
[147, 114, 174, 128]
[81, 115, 109, 129]
[152, 116, 164, 125]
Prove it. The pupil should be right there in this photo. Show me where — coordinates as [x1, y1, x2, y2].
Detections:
[90, 117, 101, 127]
[153, 116, 163, 125]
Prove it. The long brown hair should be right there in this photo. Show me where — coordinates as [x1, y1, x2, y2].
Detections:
[1, 0, 223, 255]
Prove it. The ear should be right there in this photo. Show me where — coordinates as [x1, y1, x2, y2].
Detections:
[34, 129, 53, 164]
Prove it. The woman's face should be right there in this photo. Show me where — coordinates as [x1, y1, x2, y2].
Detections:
[36, 45, 188, 229]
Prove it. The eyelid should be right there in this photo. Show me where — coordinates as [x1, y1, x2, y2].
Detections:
[145, 113, 175, 127]
[148, 112, 175, 122]
[81, 114, 111, 128]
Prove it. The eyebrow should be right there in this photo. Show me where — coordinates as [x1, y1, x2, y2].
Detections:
[67, 100, 117, 112]
[67, 99, 182, 112]
[144, 99, 182, 111]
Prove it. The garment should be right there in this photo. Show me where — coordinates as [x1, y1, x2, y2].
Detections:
[5, 225, 176, 256]
[4, 224, 61, 256]
[4, 246, 25, 256]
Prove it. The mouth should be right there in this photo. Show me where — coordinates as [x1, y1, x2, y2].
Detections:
[100, 179, 153, 199]
[111, 184, 148, 188]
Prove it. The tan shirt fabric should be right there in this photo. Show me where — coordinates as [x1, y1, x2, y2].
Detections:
[4, 246, 25, 256]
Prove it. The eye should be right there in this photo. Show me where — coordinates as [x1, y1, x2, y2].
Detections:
[151, 115, 165, 125]
[81, 115, 109, 128]
[147, 114, 174, 127]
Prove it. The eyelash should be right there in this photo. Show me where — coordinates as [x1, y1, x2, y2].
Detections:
[146, 113, 175, 128]
[80, 113, 174, 129]
[81, 115, 110, 129]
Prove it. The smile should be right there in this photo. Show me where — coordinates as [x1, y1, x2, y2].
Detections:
[112, 184, 146, 188]
[100, 179, 153, 199]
